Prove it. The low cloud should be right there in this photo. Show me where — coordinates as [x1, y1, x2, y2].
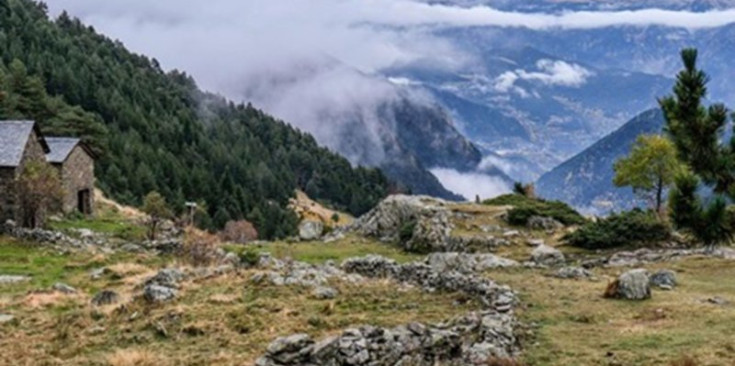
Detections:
[494, 59, 594, 94]
[430, 168, 510, 201]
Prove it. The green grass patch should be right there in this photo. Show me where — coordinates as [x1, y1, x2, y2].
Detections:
[224, 235, 421, 264]
[484, 194, 586, 226]
[50, 214, 146, 241]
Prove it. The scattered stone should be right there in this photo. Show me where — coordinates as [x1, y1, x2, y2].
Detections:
[298, 221, 324, 241]
[0, 275, 31, 284]
[649, 270, 677, 289]
[255, 311, 519, 366]
[555, 266, 593, 279]
[526, 239, 545, 247]
[311, 286, 338, 300]
[52, 282, 77, 294]
[426, 253, 518, 274]
[89, 267, 108, 280]
[446, 235, 510, 252]
[144, 284, 177, 303]
[91, 290, 120, 306]
[342, 255, 516, 310]
[120, 243, 143, 253]
[527, 216, 564, 231]
[531, 245, 565, 266]
[145, 268, 185, 288]
[503, 230, 520, 238]
[706, 297, 729, 306]
[606, 269, 651, 300]
[0, 314, 14, 324]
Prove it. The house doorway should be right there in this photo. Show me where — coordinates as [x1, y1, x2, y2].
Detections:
[77, 189, 91, 215]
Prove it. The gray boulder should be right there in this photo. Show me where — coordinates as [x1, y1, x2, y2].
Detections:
[527, 216, 564, 231]
[144, 284, 177, 303]
[650, 269, 677, 289]
[145, 268, 185, 288]
[350, 195, 453, 253]
[608, 269, 651, 300]
[555, 267, 593, 279]
[52, 282, 77, 294]
[0, 314, 14, 324]
[298, 221, 324, 241]
[91, 290, 120, 306]
[531, 245, 565, 266]
[311, 286, 338, 300]
[0, 275, 30, 284]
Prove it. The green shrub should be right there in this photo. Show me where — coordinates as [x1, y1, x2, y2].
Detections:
[484, 194, 586, 226]
[563, 209, 672, 249]
[238, 249, 261, 268]
[399, 219, 417, 244]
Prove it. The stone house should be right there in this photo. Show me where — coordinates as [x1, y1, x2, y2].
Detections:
[0, 120, 96, 224]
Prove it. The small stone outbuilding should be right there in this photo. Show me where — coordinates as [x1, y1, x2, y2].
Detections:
[0, 120, 96, 223]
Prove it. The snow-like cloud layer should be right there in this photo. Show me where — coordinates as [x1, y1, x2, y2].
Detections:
[430, 168, 510, 201]
[494, 59, 594, 95]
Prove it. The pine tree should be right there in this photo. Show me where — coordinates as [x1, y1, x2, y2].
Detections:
[663, 49, 734, 249]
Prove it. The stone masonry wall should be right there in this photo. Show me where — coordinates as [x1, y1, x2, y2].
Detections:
[0, 130, 48, 222]
[58, 145, 95, 215]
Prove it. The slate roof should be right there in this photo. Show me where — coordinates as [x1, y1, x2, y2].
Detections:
[0, 121, 36, 167]
[45, 137, 81, 164]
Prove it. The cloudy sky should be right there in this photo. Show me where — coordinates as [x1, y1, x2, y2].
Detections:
[44, 0, 735, 96]
[43, 1, 735, 199]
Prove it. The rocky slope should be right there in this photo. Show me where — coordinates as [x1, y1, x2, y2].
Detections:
[535, 109, 665, 213]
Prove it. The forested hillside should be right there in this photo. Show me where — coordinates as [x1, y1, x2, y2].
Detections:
[0, 0, 390, 238]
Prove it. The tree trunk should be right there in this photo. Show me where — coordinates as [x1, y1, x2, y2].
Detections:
[655, 176, 664, 215]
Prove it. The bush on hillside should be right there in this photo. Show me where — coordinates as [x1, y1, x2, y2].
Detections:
[220, 220, 259, 244]
[563, 209, 671, 250]
[484, 194, 586, 226]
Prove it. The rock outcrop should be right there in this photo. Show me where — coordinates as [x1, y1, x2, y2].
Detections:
[426, 253, 519, 274]
[349, 195, 453, 253]
[341, 255, 515, 310]
[255, 311, 520, 366]
[299, 221, 324, 241]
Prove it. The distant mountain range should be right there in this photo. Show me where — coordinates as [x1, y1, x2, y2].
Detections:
[237, 58, 497, 200]
[536, 109, 665, 213]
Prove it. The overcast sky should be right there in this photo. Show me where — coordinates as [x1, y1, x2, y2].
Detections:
[42, 1, 735, 198]
[44, 0, 735, 95]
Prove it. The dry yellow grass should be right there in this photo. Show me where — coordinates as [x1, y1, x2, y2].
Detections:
[106, 349, 168, 366]
[489, 257, 735, 366]
[289, 190, 354, 227]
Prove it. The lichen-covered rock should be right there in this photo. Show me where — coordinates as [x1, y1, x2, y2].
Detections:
[650, 269, 677, 289]
[350, 195, 453, 253]
[0, 314, 14, 324]
[342, 255, 516, 310]
[607, 269, 651, 300]
[527, 216, 564, 231]
[311, 286, 338, 300]
[145, 268, 185, 288]
[0, 275, 30, 284]
[52, 282, 77, 294]
[426, 253, 518, 274]
[555, 266, 593, 279]
[91, 290, 120, 306]
[298, 221, 324, 241]
[144, 284, 177, 303]
[255, 311, 520, 366]
[531, 245, 565, 266]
